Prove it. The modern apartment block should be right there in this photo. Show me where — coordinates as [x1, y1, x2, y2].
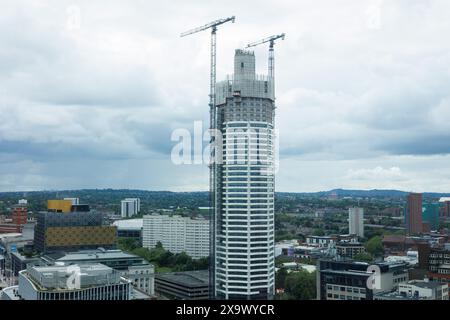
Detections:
[405, 193, 423, 235]
[348, 207, 364, 238]
[34, 203, 117, 253]
[9, 264, 131, 300]
[317, 260, 409, 300]
[142, 214, 209, 259]
[211, 49, 276, 300]
[121, 198, 140, 218]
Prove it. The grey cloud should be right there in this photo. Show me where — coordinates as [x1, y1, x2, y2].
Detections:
[1, 0, 450, 191]
[374, 133, 450, 156]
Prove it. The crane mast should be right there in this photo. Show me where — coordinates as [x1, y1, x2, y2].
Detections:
[180, 16, 235, 300]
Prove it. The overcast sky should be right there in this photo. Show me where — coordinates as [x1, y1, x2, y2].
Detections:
[0, 0, 449, 193]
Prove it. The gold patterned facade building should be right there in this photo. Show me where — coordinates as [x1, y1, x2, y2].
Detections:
[34, 203, 117, 253]
[45, 226, 117, 247]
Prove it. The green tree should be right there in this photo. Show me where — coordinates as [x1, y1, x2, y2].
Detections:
[276, 268, 288, 289]
[131, 244, 209, 272]
[284, 271, 316, 300]
[313, 228, 325, 236]
[365, 236, 384, 257]
[353, 252, 373, 263]
[117, 238, 140, 252]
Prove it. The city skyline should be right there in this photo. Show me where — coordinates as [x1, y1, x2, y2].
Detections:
[1, 0, 450, 193]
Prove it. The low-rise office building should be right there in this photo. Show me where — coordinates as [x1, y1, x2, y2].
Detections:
[113, 218, 143, 244]
[305, 236, 336, 248]
[374, 279, 448, 300]
[317, 260, 409, 300]
[384, 251, 418, 266]
[10, 251, 41, 277]
[0, 223, 35, 256]
[14, 264, 131, 300]
[336, 241, 366, 259]
[275, 240, 299, 257]
[41, 249, 154, 295]
[282, 245, 322, 259]
[155, 270, 209, 300]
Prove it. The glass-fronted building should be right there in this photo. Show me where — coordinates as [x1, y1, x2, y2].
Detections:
[422, 203, 440, 231]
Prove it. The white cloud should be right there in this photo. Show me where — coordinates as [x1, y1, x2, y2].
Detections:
[346, 166, 407, 182]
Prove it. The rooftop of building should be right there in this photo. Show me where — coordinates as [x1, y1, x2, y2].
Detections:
[11, 203, 27, 208]
[293, 245, 320, 251]
[28, 262, 112, 274]
[429, 246, 450, 252]
[0, 233, 22, 239]
[130, 287, 154, 300]
[384, 254, 418, 265]
[0, 228, 34, 243]
[113, 218, 143, 230]
[281, 262, 317, 273]
[143, 213, 207, 221]
[155, 270, 209, 288]
[276, 240, 299, 247]
[11, 250, 41, 262]
[321, 269, 371, 277]
[335, 241, 364, 247]
[235, 49, 254, 56]
[24, 263, 126, 291]
[43, 248, 144, 262]
[382, 235, 407, 242]
[320, 259, 409, 272]
[306, 235, 335, 239]
[374, 290, 421, 300]
[405, 280, 444, 289]
[0, 286, 21, 300]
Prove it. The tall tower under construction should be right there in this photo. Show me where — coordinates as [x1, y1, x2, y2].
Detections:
[212, 49, 275, 299]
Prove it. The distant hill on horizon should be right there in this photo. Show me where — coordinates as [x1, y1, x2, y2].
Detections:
[283, 188, 450, 198]
[1, 188, 449, 199]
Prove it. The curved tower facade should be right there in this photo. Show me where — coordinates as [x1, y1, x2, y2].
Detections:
[212, 49, 275, 300]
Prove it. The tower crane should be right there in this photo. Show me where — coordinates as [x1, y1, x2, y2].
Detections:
[180, 16, 235, 132]
[180, 16, 235, 299]
[246, 33, 285, 80]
